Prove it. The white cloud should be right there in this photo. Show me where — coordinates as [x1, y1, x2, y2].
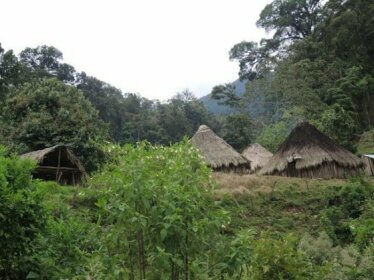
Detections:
[0, 0, 271, 100]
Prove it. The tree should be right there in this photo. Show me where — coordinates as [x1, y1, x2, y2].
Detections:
[319, 104, 358, 151]
[0, 78, 108, 171]
[257, 0, 323, 41]
[211, 83, 241, 107]
[230, 0, 323, 81]
[20, 45, 76, 83]
[77, 73, 127, 141]
[225, 0, 374, 151]
[223, 114, 253, 151]
[0, 45, 28, 101]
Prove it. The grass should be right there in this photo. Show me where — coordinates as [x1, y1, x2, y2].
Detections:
[36, 181, 99, 220]
[213, 172, 374, 236]
[38, 172, 374, 240]
[213, 172, 344, 197]
[357, 129, 374, 154]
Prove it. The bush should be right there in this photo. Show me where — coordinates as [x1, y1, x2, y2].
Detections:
[247, 233, 312, 280]
[0, 148, 47, 279]
[89, 141, 229, 279]
[33, 216, 100, 279]
[321, 180, 374, 245]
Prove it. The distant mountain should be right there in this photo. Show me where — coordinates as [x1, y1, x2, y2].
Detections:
[199, 79, 246, 115]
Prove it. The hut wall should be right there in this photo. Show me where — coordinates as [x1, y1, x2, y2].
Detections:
[213, 164, 250, 174]
[363, 157, 374, 176]
[272, 162, 363, 179]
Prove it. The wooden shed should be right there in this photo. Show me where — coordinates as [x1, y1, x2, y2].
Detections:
[20, 145, 88, 185]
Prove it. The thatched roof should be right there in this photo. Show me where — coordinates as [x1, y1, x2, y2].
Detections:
[20, 145, 87, 177]
[260, 122, 363, 175]
[190, 125, 249, 169]
[242, 143, 273, 171]
[21, 145, 60, 163]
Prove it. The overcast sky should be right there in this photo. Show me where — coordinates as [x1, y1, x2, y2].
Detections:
[1, 0, 271, 100]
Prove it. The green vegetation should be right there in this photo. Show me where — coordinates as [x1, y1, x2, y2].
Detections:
[0, 78, 108, 172]
[358, 130, 374, 154]
[0, 148, 47, 279]
[213, 0, 374, 152]
[1, 0, 373, 159]
[1, 0, 374, 279]
[0, 45, 222, 160]
[1, 143, 374, 279]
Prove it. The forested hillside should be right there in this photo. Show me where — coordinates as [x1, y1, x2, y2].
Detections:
[211, 0, 374, 153]
[200, 79, 247, 115]
[1, 1, 372, 157]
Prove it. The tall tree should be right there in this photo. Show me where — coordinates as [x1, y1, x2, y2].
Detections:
[0, 44, 28, 100]
[77, 73, 127, 141]
[20, 45, 76, 83]
[229, 0, 323, 81]
[0, 78, 108, 171]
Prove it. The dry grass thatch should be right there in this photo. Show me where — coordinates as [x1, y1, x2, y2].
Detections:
[190, 125, 249, 171]
[21, 145, 63, 163]
[259, 122, 363, 178]
[21, 145, 88, 183]
[242, 143, 273, 172]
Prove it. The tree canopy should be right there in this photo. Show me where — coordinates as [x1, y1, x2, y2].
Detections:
[213, 0, 374, 151]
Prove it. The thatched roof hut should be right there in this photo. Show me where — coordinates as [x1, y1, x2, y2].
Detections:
[362, 154, 374, 176]
[190, 125, 250, 173]
[242, 143, 273, 172]
[259, 122, 363, 178]
[20, 145, 87, 185]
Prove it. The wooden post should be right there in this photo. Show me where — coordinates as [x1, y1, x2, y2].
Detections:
[56, 147, 62, 182]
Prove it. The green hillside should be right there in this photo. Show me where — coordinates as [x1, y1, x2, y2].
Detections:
[199, 79, 247, 115]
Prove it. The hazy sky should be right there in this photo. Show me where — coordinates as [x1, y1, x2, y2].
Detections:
[1, 0, 271, 100]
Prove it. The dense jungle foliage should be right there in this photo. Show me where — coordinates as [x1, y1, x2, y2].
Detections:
[1, 0, 373, 158]
[213, 0, 374, 153]
[0, 45, 224, 171]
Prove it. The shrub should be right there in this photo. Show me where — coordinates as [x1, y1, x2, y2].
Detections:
[0, 148, 47, 279]
[89, 141, 229, 279]
[248, 233, 312, 280]
[298, 232, 337, 265]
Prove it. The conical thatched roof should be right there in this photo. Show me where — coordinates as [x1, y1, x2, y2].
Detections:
[242, 143, 273, 172]
[190, 125, 249, 169]
[260, 122, 363, 178]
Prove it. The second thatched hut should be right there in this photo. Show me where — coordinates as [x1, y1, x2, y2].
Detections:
[242, 143, 273, 173]
[259, 122, 363, 178]
[190, 125, 250, 173]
